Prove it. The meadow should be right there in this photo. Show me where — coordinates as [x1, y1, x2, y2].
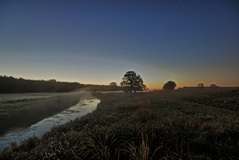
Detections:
[1, 88, 239, 159]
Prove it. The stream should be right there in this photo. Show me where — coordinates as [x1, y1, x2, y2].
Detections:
[0, 98, 100, 152]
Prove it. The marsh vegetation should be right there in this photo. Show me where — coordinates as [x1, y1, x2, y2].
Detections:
[1, 88, 238, 159]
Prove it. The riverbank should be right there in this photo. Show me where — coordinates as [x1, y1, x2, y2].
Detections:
[1, 89, 239, 159]
[0, 92, 90, 136]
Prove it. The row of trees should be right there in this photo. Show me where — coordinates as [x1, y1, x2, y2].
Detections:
[0, 76, 122, 93]
[0, 76, 83, 93]
[198, 83, 218, 88]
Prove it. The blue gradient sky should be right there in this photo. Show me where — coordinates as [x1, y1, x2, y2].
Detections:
[0, 0, 239, 89]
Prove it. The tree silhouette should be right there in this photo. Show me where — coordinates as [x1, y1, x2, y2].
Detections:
[198, 83, 204, 88]
[163, 81, 176, 90]
[109, 82, 117, 86]
[210, 84, 217, 88]
[120, 71, 146, 93]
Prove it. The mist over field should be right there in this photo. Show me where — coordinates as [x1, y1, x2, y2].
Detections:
[1, 0, 239, 159]
[1, 87, 239, 159]
[0, 92, 81, 135]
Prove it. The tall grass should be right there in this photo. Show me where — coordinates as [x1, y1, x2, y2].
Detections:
[1, 89, 239, 159]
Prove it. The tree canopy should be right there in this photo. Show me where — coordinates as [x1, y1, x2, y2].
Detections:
[210, 84, 217, 88]
[109, 82, 117, 86]
[163, 81, 176, 90]
[198, 83, 204, 88]
[120, 71, 146, 93]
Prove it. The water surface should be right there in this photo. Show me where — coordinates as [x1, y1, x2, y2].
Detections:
[0, 98, 100, 152]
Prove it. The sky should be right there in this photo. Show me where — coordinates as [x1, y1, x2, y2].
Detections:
[0, 0, 239, 89]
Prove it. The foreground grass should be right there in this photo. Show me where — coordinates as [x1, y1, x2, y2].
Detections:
[1, 89, 239, 159]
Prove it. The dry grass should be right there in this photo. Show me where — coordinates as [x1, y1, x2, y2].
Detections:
[1, 89, 239, 159]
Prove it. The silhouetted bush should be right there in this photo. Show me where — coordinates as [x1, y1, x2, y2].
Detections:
[210, 84, 217, 88]
[163, 81, 176, 90]
[198, 83, 204, 88]
[109, 82, 117, 86]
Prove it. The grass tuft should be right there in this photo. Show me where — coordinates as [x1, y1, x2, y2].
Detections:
[1, 89, 239, 159]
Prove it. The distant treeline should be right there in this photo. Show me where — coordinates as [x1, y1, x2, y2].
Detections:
[0, 76, 122, 93]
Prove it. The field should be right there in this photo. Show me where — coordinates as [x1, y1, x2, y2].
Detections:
[0, 92, 86, 136]
[1, 88, 239, 159]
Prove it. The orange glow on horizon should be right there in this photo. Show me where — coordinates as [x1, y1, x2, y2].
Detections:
[147, 82, 239, 91]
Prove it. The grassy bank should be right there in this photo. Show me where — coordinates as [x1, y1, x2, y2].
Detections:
[0, 92, 84, 136]
[1, 89, 239, 159]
